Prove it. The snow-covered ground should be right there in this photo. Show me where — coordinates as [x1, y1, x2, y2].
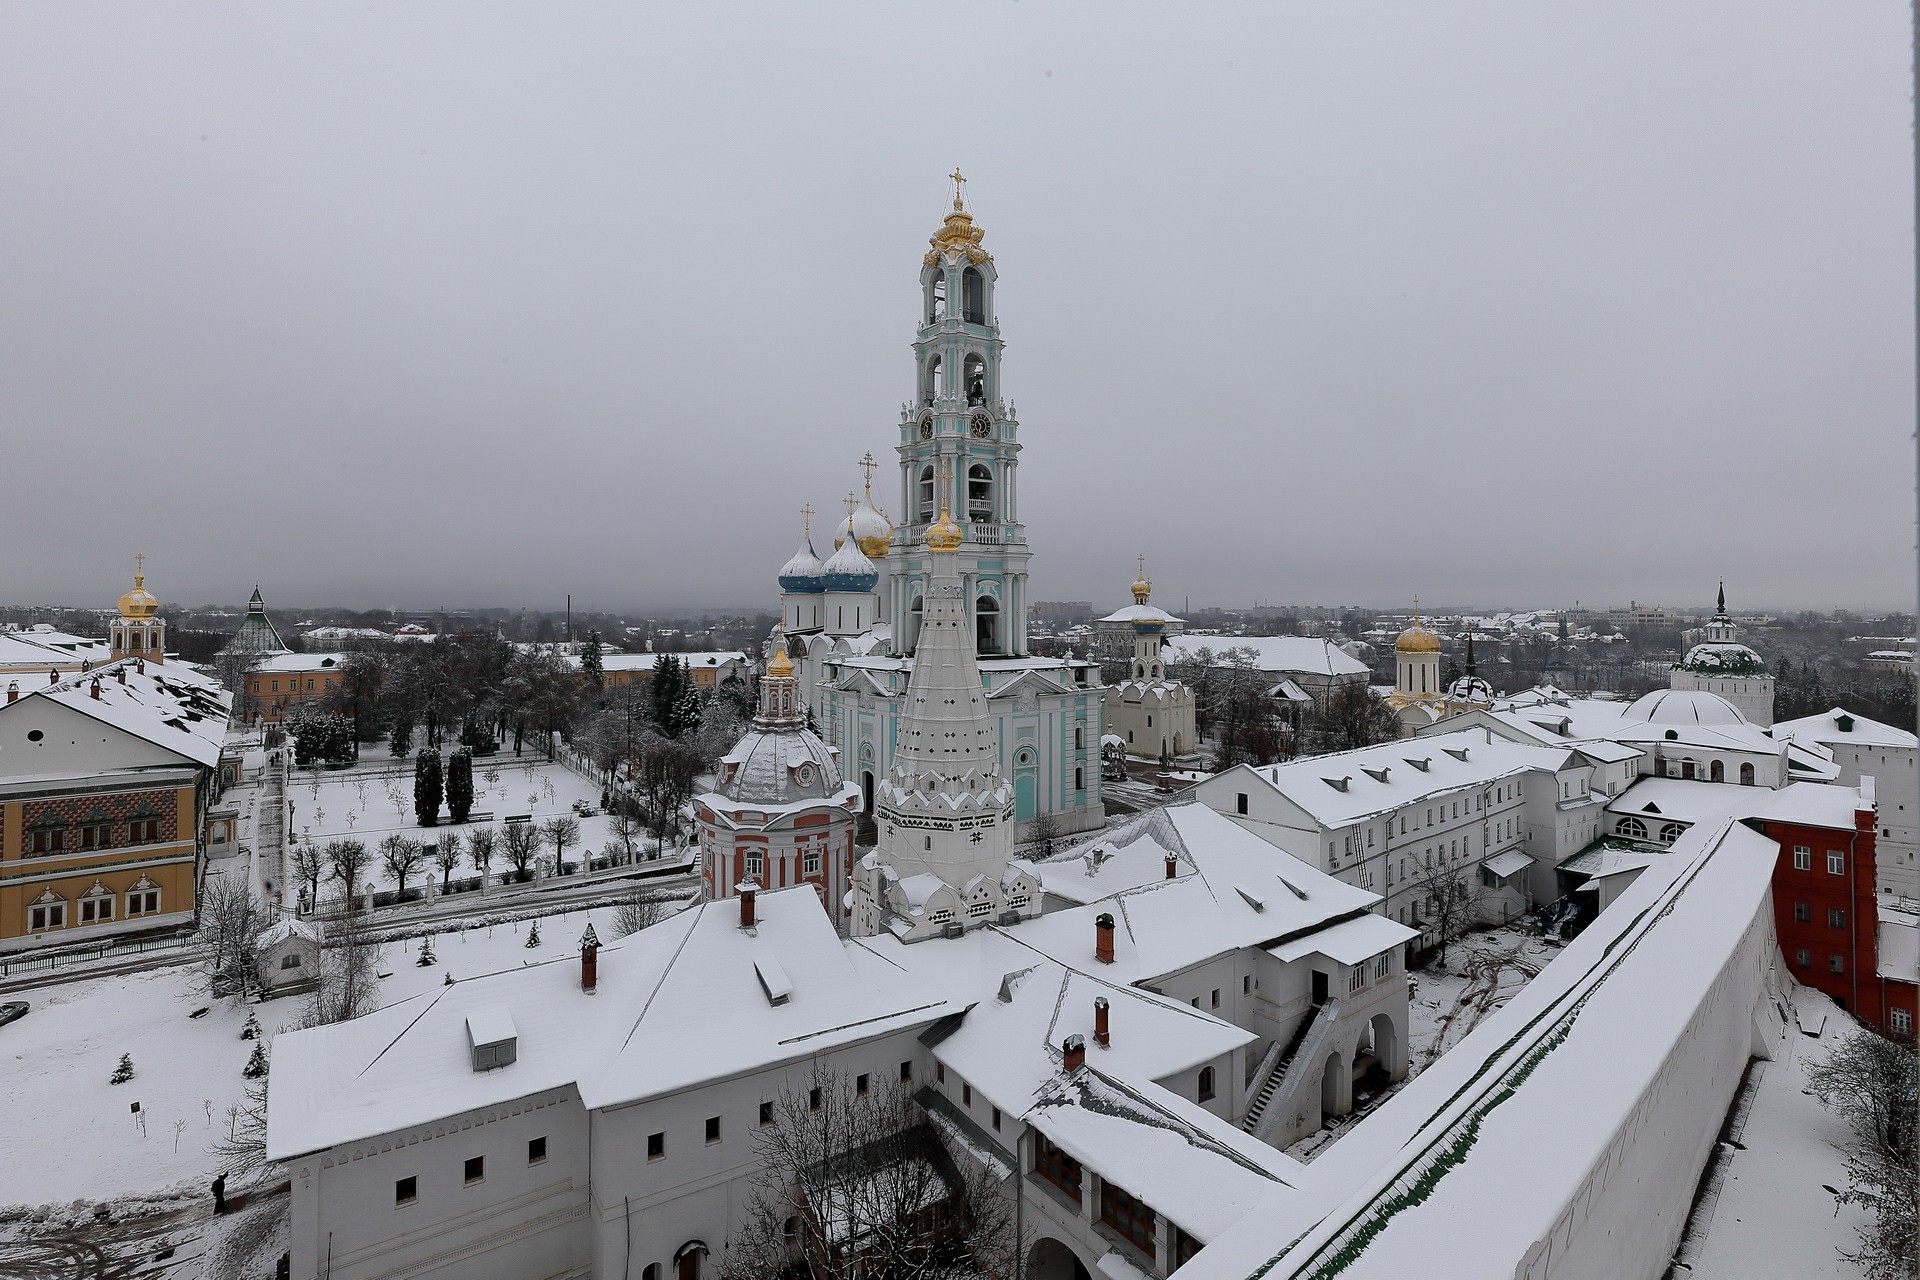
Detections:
[1685, 986, 1873, 1279]
[0, 897, 684, 1213]
[287, 756, 626, 895]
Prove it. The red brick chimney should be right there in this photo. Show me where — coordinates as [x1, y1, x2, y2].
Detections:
[738, 880, 759, 929]
[1165, 853, 1178, 880]
[5, 682, 15, 704]
[1094, 996, 1110, 1047]
[89, 678, 101, 700]
[580, 923, 600, 993]
[1095, 912, 1115, 965]
[116, 667, 127, 685]
[1062, 1033, 1086, 1073]
[46, 668, 57, 685]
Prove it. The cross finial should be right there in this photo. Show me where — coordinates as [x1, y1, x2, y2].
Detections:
[134, 553, 145, 586]
[844, 491, 859, 522]
[860, 451, 878, 494]
[949, 168, 967, 210]
[1412, 595, 1421, 624]
[1137, 554, 1146, 579]
[800, 503, 814, 537]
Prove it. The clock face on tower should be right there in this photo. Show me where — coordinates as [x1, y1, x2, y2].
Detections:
[969, 413, 991, 439]
[920, 417, 934, 440]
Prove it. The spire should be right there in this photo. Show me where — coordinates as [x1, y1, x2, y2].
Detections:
[1465, 632, 1476, 677]
[248, 585, 265, 613]
[1716, 581, 1727, 618]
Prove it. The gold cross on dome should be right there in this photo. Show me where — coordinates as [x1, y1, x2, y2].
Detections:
[1137, 554, 1146, 579]
[844, 492, 859, 520]
[135, 553, 145, 577]
[860, 451, 878, 493]
[800, 503, 814, 536]
[949, 168, 967, 209]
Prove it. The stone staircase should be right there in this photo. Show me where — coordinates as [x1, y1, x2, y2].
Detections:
[1243, 998, 1342, 1144]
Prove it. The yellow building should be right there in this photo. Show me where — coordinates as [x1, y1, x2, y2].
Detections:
[0, 658, 230, 949]
[246, 652, 351, 723]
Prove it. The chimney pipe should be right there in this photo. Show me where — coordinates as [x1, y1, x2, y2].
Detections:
[89, 678, 101, 700]
[738, 880, 759, 929]
[1093, 996, 1110, 1047]
[580, 923, 600, 993]
[1062, 1033, 1086, 1073]
[47, 669, 58, 685]
[1165, 853, 1178, 880]
[116, 667, 127, 685]
[5, 682, 15, 704]
[1095, 912, 1115, 965]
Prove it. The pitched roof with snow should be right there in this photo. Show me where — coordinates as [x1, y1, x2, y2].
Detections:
[1774, 707, 1918, 751]
[1163, 636, 1369, 679]
[15, 659, 231, 768]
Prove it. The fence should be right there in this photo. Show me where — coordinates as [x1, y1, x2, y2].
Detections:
[0, 930, 191, 980]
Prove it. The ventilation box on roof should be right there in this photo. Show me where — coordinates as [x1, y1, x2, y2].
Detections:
[755, 957, 794, 1006]
[466, 1008, 518, 1072]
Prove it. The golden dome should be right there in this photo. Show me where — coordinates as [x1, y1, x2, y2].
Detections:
[765, 626, 795, 679]
[1396, 624, 1441, 654]
[117, 560, 159, 620]
[1130, 555, 1152, 604]
[923, 169, 992, 266]
[925, 503, 964, 554]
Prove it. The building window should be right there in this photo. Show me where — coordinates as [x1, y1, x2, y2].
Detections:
[528, 1137, 547, 1165]
[1795, 948, 1811, 967]
[28, 901, 65, 931]
[1173, 1226, 1203, 1269]
[79, 896, 113, 925]
[1617, 818, 1646, 840]
[128, 819, 159, 844]
[280, 953, 301, 970]
[1099, 1179, 1157, 1258]
[464, 1156, 485, 1184]
[1210, 988, 1220, 1009]
[395, 1176, 417, 1206]
[991, 1106, 1001, 1131]
[1198, 1066, 1216, 1102]
[1829, 908, 1847, 929]
[705, 1117, 721, 1144]
[1033, 1133, 1082, 1204]
[758, 1101, 774, 1127]
[79, 822, 114, 851]
[1891, 1008, 1913, 1036]
[809, 1087, 822, 1111]
[961, 1083, 972, 1107]
[647, 1132, 665, 1160]
[1375, 952, 1391, 981]
[128, 889, 160, 916]
[1827, 851, 1845, 875]
[1794, 901, 1811, 923]
[1830, 954, 1845, 974]
[1793, 846, 1811, 870]
[803, 849, 821, 876]
[1242, 975, 1252, 995]
[745, 850, 762, 878]
[28, 827, 64, 856]
[1074, 767, 1084, 792]
[1236, 793, 1248, 816]
[856, 1073, 870, 1096]
[1075, 727, 1084, 749]
[1349, 964, 1366, 993]
[935, 1063, 945, 1085]
[900, 1060, 913, 1083]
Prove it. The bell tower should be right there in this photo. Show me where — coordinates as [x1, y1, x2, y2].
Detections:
[110, 555, 165, 665]
[889, 171, 1030, 659]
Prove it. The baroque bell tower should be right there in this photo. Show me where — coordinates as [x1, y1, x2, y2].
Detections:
[888, 172, 1030, 659]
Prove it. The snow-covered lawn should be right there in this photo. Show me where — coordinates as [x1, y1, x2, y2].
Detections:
[287, 757, 623, 895]
[0, 897, 685, 1212]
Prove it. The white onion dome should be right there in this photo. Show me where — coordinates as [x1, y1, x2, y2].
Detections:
[831, 512, 852, 551]
[1622, 688, 1747, 726]
[847, 497, 893, 559]
[1675, 642, 1767, 676]
[820, 537, 879, 593]
[778, 535, 826, 593]
[714, 724, 845, 806]
[1447, 675, 1494, 704]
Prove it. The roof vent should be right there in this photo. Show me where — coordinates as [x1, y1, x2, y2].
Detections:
[1361, 766, 1390, 784]
[1323, 776, 1351, 793]
[754, 957, 793, 1007]
[1405, 757, 1431, 773]
[466, 1008, 518, 1072]
[1235, 885, 1265, 913]
[1835, 714, 1854, 733]
[1443, 747, 1469, 762]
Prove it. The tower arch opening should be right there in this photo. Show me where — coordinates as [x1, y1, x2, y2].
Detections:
[964, 352, 986, 406]
[923, 354, 941, 405]
[928, 271, 946, 325]
[975, 596, 1001, 655]
[962, 266, 985, 323]
[967, 463, 994, 523]
[917, 466, 936, 523]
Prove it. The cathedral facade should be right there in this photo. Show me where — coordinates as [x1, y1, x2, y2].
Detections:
[776, 181, 1105, 837]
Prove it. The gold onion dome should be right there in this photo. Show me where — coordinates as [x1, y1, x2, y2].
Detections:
[925, 503, 964, 554]
[117, 566, 159, 619]
[848, 499, 893, 559]
[765, 626, 795, 679]
[1131, 555, 1152, 604]
[924, 168, 992, 266]
[1396, 622, 1441, 654]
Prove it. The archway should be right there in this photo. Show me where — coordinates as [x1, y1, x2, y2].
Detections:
[861, 770, 874, 813]
[1027, 1238, 1093, 1280]
[1740, 762, 1755, 786]
[1369, 1012, 1404, 1080]
[1709, 759, 1725, 783]
[976, 597, 1000, 655]
[1320, 1049, 1346, 1125]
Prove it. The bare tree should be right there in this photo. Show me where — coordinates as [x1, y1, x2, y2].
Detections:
[209, 1078, 271, 1178]
[433, 831, 463, 894]
[720, 1070, 1019, 1280]
[501, 821, 541, 883]
[291, 840, 323, 911]
[1413, 857, 1486, 967]
[1306, 681, 1403, 754]
[379, 833, 425, 902]
[1027, 810, 1061, 861]
[608, 810, 642, 865]
[1807, 1028, 1918, 1278]
[543, 815, 582, 872]
[304, 917, 379, 1026]
[198, 874, 269, 997]
[613, 891, 676, 938]
[324, 838, 371, 914]
[467, 826, 498, 882]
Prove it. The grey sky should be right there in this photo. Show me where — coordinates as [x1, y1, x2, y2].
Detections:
[1, 4, 1910, 616]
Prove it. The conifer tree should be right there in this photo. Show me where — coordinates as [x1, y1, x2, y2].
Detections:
[110, 1054, 134, 1084]
[445, 749, 475, 823]
[242, 1042, 269, 1079]
[414, 749, 444, 826]
[525, 920, 542, 948]
[581, 630, 604, 690]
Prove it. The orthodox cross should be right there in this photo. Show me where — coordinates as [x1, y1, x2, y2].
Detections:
[844, 492, 859, 523]
[800, 503, 814, 537]
[135, 553, 145, 579]
[1137, 554, 1146, 580]
[860, 451, 878, 493]
[948, 168, 967, 209]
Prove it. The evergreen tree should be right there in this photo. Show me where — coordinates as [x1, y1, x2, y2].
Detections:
[110, 1054, 134, 1085]
[649, 654, 683, 735]
[445, 749, 475, 822]
[674, 686, 703, 741]
[581, 630, 604, 691]
[525, 920, 542, 948]
[413, 750, 444, 826]
[242, 1042, 270, 1079]
[388, 715, 414, 758]
[240, 1011, 261, 1041]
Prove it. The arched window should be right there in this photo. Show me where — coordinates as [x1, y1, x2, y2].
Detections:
[1680, 759, 1696, 780]
[1658, 822, 1686, 844]
[962, 266, 985, 323]
[964, 353, 986, 405]
[928, 272, 946, 325]
[918, 466, 936, 522]
[907, 596, 924, 654]
[967, 463, 993, 522]
[924, 354, 942, 405]
[1739, 762, 1756, 786]
[975, 596, 1000, 655]
[1617, 817, 1647, 839]
[1709, 760, 1725, 783]
[1198, 1066, 1216, 1102]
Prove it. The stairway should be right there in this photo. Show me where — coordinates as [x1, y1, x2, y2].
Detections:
[1243, 999, 1326, 1134]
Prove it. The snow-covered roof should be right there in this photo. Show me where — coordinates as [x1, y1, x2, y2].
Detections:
[1163, 636, 1369, 679]
[1482, 849, 1534, 879]
[1737, 781, 1869, 830]
[251, 651, 346, 674]
[1603, 778, 1744, 829]
[13, 659, 231, 768]
[1099, 602, 1183, 626]
[1774, 707, 1918, 751]
[1876, 907, 1918, 984]
[268, 887, 949, 1160]
[1674, 642, 1767, 675]
[1557, 843, 1657, 882]
[1222, 730, 1578, 829]
[0, 628, 110, 671]
[707, 720, 847, 807]
[257, 917, 323, 951]
[1265, 911, 1415, 965]
[1622, 688, 1746, 726]
[1176, 819, 1783, 1280]
[596, 650, 746, 673]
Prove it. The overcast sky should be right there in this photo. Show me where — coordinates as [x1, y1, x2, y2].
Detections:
[1, 4, 1911, 617]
